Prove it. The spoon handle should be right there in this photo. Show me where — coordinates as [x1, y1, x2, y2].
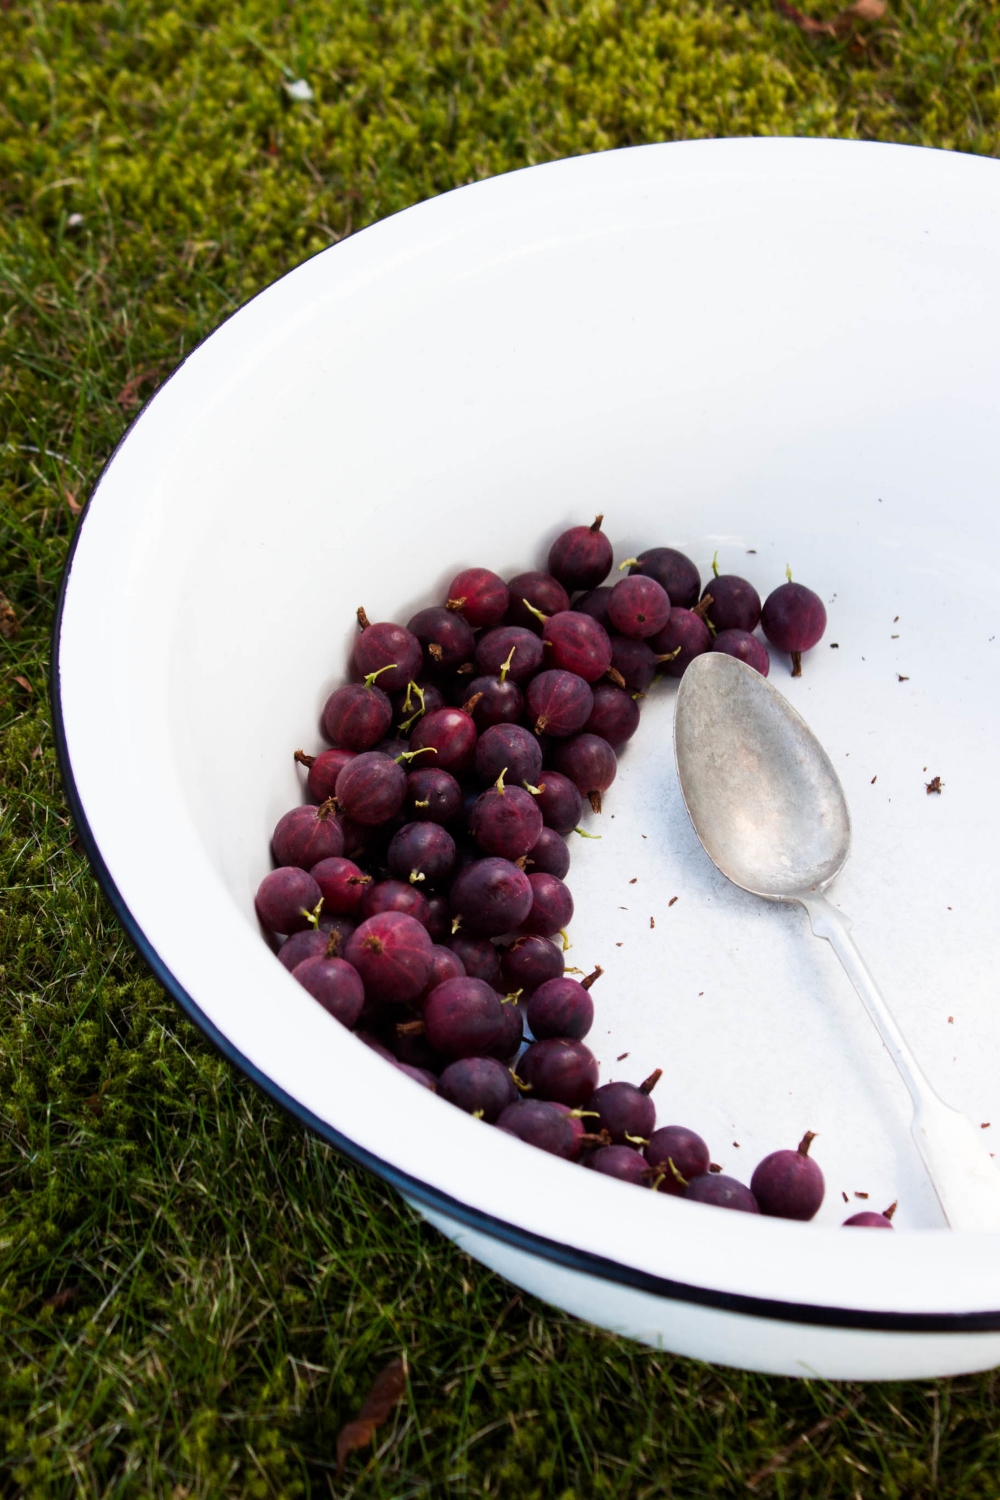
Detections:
[800, 894, 1000, 1232]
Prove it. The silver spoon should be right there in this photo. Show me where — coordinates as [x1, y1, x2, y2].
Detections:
[674, 651, 1000, 1231]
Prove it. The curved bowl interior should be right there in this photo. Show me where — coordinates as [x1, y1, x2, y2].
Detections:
[56, 137, 1000, 1379]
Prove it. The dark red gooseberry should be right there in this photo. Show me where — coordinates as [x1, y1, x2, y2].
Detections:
[470, 776, 544, 861]
[501, 934, 564, 991]
[362, 878, 432, 928]
[760, 578, 828, 676]
[497, 1099, 579, 1159]
[407, 606, 476, 673]
[844, 1202, 897, 1229]
[505, 571, 570, 634]
[517, 1037, 598, 1107]
[255, 867, 322, 935]
[626, 547, 701, 611]
[446, 567, 509, 628]
[344, 911, 433, 1004]
[552, 733, 617, 813]
[609, 636, 657, 693]
[299, 747, 355, 803]
[316, 915, 357, 955]
[582, 683, 640, 748]
[711, 629, 770, 676]
[548, 515, 614, 592]
[488, 995, 525, 1062]
[419, 943, 466, 994]
[750, 1131, 825, 1221]
[475, 722, 543, 788]
[335, 751, 406, 825]
[439, 1055, 518, 1120]
[292, 955, 365, 1028]
[409, 705, 478, 775]
[423, 976, 505, 1058]
[321, 676, 393, 750]
[541, 612, 613, 683]
[404, 766, 463, 824]
[699, 567, 761, 635]
[522, 871, 574, 937]
[591, 1070, 662, 1145]
[447, 933, 502, 987]
[547, 1101, 602, 1158]
[272, 801, 345, 869]
[423, 895, 451, 943]
[607, 575, 671, 639]
[465, 674, 524, 730]
[526, 670, 593, 738]
[387, 821, 456, 886]
[684, 1175, 760, 1213]
[277, 927, 329, 972]
[353, 612, 423, 692]
[533, 772, 583, 834]
[525, 827, 570, 880]
[573, 587, 613, 629]
[648, 608, 711, 678]
[474, 626, 544, 683]
[450, 857, 533, 937]
[310, 856, 372, 916]
[585, 1145, 649, 1185]
[526, 976, 595, 1041]
[645, 1125, 710, 1194]
[393, 680, 446, 735]
[395, 1062, 437, 1090]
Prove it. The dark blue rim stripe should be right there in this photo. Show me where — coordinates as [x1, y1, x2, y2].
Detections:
[47, 326, 1000, 1346]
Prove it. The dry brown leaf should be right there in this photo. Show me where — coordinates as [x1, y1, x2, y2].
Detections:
[64, 488, 83, 516]
[13, 675, 32, 695]
[336, 1355, 408, 1477]
[0, 594, 18, 640]
[774, 0, 885, 36]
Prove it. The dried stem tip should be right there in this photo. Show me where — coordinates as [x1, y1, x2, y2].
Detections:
[580, 964, 604, 991]
[639, 1067, 662, 1095]
[460, 691, 483, 716]
[884, 1200, 898, 1221]
[356, 605, 372, 629]
[589, 514, 605, 533]
[294, 748, 316, 768]
[797, 1130, 817, 1157]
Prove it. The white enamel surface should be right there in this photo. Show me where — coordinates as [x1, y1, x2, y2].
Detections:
[57, 138, 1000, 1377]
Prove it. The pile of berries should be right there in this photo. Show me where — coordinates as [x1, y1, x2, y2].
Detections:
[253, 522, 885, 1227]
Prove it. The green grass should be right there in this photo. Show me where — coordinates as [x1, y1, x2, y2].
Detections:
[3, 0, 1000, 1493]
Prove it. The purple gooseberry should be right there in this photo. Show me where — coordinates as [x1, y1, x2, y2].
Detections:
[272, 800, 345, 868]
[409, 704, 478, 775]
[474, 626, 544, 684]
[321, 672, 394, 750]
[393, 679, 447, 735]
[292, 955, 365, 1028]
[488, 995, 525, 1062]
[496, 1099, 579, 1159]
[470, 773, 544, 861]
[533, 771, 583, 834]
[625, 547, 701, 611]
[526, 972, 598, 1041]
[750, 1131, 825, 1221]
[255, 867, 322, 935]
[572, 587, 613, 629]
[438, 1055, 518, 1120]
[277, 927, 329, 972]
[525, 827, 570, 880]
[606, 575, 671, 639]
[521, 872, 574, 937]
[464, 674, 524, 730]
[684, 1174, 760, 1213]
[591, 1070, 662, 1145]
[335, 751, 407, 825]
[361, 878, 432, 928]
[541, 612, 613, 683]
[387, 821, 456, 886]
[585, 1145, 649, 1185]
[395, 1062, 437, 1090]
[525, 670, 593, 738]
[450, 857, 533, 937]
[353, 610, 423, 692]
[609, 635, 657, 693]
[645, 1125, 710, 1194]
[344, 911, 433, 1004]
[844, 1202, 897, 1228]
[423, 976, 505, 1058]
[760, 572, 828, 676]
[501, 934, 564, 991]
[407, 605, 476, 673]
[505, 571, 570, 633]
[699, 559, 761, 634]
[582, 683, 640, 748]
[447, 933, 502, 987]
[296, 746, 355, 803]
[418, 943, 466, 997]
[648, 608, 711, 679]
[711, 629, 770, 676]
[423, 894, 451, 942]
[446, 567, 510, 628]
[548, 515, 614, 592]
[474, 722, 543, 789]
[310, 856, 372, 916]
[404, 766, 463, 824]
[552, 733, 617, 813]
[516, 1037, 598, 1107]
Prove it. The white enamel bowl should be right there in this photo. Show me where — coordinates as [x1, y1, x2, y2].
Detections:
[55, 138, 1000, 1380]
